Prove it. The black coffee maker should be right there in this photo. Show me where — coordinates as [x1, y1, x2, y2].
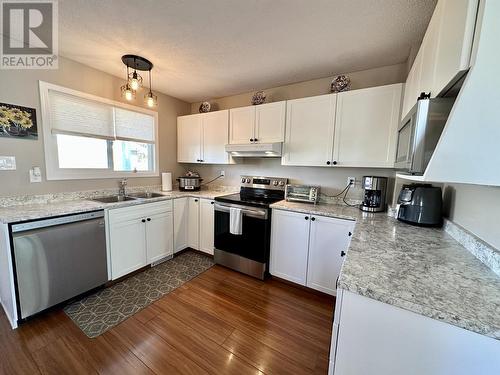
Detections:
[360, 176, 388, 212]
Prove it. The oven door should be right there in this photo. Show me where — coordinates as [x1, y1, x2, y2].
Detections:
[214, 202, 270, 263]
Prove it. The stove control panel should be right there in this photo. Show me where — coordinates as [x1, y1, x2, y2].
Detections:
[240, 176, 288, 191]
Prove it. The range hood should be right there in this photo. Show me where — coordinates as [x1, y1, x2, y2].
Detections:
[225, 142, 282, 157]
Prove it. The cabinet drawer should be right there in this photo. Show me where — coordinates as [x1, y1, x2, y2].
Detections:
[108, 200, 173, 223]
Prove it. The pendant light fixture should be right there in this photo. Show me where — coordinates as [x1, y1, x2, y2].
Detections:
[128, 56, 143, 90]
[145, 69, 157, 107]
[120, 66, 135, 101]
[120, 54, 157, 107]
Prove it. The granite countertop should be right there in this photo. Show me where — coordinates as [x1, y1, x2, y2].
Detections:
[270, 200, 500, 340]
[0, 189, 236, 224]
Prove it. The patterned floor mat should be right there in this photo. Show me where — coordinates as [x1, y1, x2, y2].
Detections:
[64, 251, 214, 338]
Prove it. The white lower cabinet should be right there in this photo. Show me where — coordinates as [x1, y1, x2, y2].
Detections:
[187, 197, 200, 250]
[270, 209, 311, 284]
[173, 197, 216, 255]
[306, 215, 355, 295]
[199, 199, 215, 255]
[107, 201, 173, 280]
[331, 290, 500, 374]
[173, 198, 188, 253]
[146, 211, 174, 264]
[270, 209, 355, 295]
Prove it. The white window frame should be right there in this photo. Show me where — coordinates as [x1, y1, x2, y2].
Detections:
[39, 81, 159, 180]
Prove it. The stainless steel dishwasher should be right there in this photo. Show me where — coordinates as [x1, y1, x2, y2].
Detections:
[11, 210, 108, 320]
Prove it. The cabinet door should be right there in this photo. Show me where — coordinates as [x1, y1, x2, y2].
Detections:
[418, 0, 442, 97]
[255, 101, 286, 143]
[270, 209, 310, 285]
[109, 217, 147, 280]
[202, 110, 229, 164]
[229, 106, 255, 144]
[173, 198, 188, 253]
[187, 197, 200, 250]
[333, 84, 403, 168]
[199, 199, 215, 255]
[432, 0, 478, 96]
[146, 211, 174, 264]
[178, 114, 202, 163]
[306, 215, 355, 295]
[401, 50, 423, 119]
[282, 94, 336, 166]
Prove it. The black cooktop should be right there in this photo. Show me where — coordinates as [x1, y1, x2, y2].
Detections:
[215, 190, 284, 209]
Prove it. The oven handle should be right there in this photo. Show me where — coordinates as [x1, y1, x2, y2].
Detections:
[214, 202, 268, 220]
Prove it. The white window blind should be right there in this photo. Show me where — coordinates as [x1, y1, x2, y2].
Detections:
[48, 90, 115, 139]
[114, 107, 155, 143]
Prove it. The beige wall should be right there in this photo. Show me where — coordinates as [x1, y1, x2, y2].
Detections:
[443, 183, 500, 249]
[191, 63, 407, 112]
[186, 160, 395, 202]
[186, 63, 407, 200]
[0, 57, 190, 197]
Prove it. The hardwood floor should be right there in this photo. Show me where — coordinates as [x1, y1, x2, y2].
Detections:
[0, 265, 335, 375]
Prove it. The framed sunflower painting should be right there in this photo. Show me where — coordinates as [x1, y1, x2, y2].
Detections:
[0, 102, 38, 140]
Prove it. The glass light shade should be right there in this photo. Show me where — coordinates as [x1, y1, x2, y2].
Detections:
[145, 91, 157, 107]
[121, 84, 135, 101]
[128, 71, 143, 91]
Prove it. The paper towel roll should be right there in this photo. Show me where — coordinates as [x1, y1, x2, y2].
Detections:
[161, 172, 172, 191]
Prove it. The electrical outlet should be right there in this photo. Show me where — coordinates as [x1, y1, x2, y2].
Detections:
[220, 170, 225, 178]
[30, 166, 42, 183]
[347, 177, 356, 186]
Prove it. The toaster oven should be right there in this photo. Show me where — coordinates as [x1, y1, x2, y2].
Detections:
[285, 185, 320, 204]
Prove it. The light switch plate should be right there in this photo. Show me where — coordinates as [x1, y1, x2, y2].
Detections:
[29, 166, 42, 183]
[0, 156, 16, 170]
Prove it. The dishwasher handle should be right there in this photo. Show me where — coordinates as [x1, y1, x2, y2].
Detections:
[11, 210, 104, 233]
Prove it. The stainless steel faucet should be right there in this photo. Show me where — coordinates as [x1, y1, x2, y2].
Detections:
[118, 179, 127, 197]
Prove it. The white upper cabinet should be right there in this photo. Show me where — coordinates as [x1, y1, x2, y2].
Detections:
[282, 94, 337, 167]
[333, 84, 403, 167]
[255, 101, 286, 143]
[401, 0, 478, 118]
[432, 0, 479, 95]
[229, 101, 286, 144]
[177, 110, 229, 164]
[419, 1, 442, 96]
[177, 114, 202, 163]
[401, 50, 423, 119]
[202, 110, 230, 164]
[229, 106, 255, 144]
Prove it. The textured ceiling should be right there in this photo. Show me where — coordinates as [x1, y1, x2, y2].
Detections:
[58, 0, 436, 102]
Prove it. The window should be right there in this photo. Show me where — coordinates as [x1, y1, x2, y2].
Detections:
[40, 81, 159, 180]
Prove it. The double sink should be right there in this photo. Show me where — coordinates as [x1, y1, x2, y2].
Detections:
[92, 192, 165, 203]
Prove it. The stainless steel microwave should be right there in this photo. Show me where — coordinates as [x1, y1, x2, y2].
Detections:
[395, 98, 454, 175]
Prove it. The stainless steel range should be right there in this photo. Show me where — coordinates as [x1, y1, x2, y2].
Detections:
[214, 176, 288, 279]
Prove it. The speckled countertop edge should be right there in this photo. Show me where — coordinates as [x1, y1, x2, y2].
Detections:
[0, 188, 237, 224]
[270, 200, 500, 340]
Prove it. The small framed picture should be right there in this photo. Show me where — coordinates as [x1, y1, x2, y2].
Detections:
[0, 102, 38, 140]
